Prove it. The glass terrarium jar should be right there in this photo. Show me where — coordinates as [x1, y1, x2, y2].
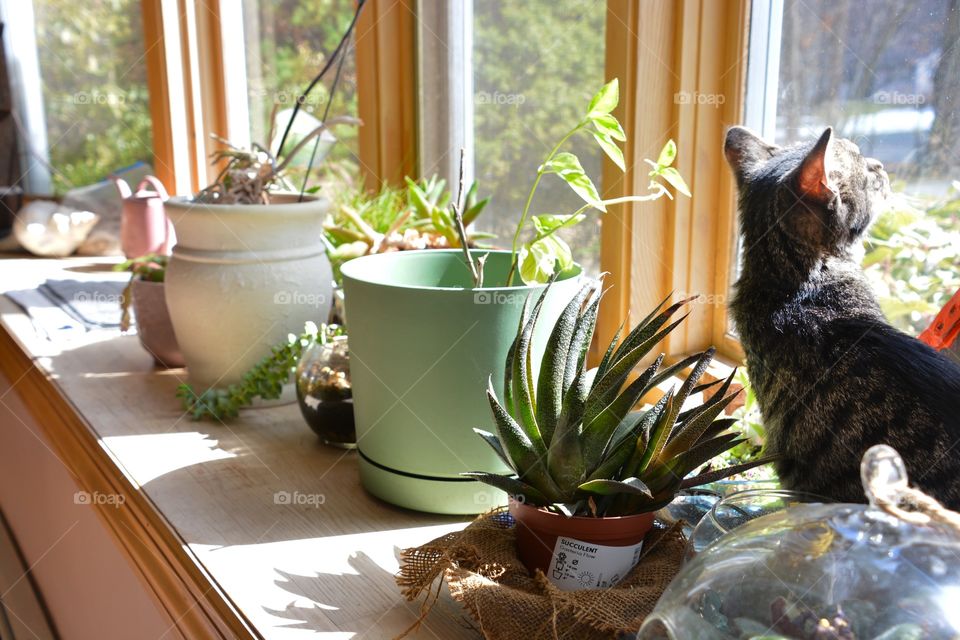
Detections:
[296, 334, 355, 448]
[683, 489, 832, 562]
[640, 446, 960, 639]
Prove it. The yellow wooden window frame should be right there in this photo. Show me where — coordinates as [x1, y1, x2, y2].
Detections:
[141, 0, 750, 364]
[141, 0, 417, 195]
[600, 0, 749, 365]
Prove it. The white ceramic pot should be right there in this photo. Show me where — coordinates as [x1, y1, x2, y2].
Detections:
[163, 194, 332, 391]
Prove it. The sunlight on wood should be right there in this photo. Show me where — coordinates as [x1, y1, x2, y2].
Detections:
[191, 522, 466, 638]
[100, 432, 236, 486]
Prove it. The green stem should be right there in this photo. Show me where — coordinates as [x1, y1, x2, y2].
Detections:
[528, 194, 668, 246]
[506, 122, 586, 286]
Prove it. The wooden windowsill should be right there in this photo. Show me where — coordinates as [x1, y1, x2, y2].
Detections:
[0, 256, 476, 638]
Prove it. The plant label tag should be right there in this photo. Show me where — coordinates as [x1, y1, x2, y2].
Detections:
[547, 536, 644, 590]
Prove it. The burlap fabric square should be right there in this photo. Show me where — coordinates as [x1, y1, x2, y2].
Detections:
[397, 509, 686, 640]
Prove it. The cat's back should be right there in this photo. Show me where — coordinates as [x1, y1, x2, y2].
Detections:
[732, 256, 883, 352]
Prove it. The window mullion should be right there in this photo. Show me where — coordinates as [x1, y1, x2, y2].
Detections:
[416, 0, 473, 188]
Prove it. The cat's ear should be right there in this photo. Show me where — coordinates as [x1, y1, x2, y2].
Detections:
[791, 127, 836, 204]
[724, 126, 780, 182]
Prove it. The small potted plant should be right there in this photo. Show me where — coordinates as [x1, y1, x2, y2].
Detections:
[464, 282, 773, 577]
[117, 254, 184, 368]
[323, 174, 493, 282]
[342, 78, 690, 514]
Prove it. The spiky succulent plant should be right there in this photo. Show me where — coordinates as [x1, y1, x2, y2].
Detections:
[464, 280, 772, 517]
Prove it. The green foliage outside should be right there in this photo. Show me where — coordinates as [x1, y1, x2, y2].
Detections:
[473, 1, 606, 274]
[242, 0, 360, 189]
[864, 183, 960, 335]
[33, 0, 153, 194]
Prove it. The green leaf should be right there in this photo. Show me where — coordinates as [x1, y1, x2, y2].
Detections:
[532, 213, 587, 236]
[670, 348, 716, 418]
[593, 132, 626, 171]
[564, 288, 602, 392]
[472, 428, 515, 472]
[611, 295, 689, 364]
[547, 369, 591, 493]
[657, 167, 691, 197]
[647, 352, 703, 395]
[537, 282, 593, 443]
[585, 421, 636, 482]
[679, 456, 778, 490]
[519, 235, 573, 284]
[485, 382, 556, 494]
[405, 177, 432, 217]
[581, 355, 663, 465]
[587, 78, 619, 117]
[663, 392, 739, 461]
[656, 139, 678, 168]
[583, 312, 689, 427]
[541, 152, 604, 210]
[660, 434, 746, 481]
[595, 323, 623, 382]
[591, 113, 625, 141]
[547, 424, 584, 496]
[462, 182, 489, 226]
[460, 472, 551, 506]
[502, 302, 524, 417]
[628, 391, 678, 477]
[554, 367, 597, 450]
[512, 289, 549, 444]
[578, 477, 652, 499]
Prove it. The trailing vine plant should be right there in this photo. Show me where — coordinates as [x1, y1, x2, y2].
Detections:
[177, 323, 345, 420]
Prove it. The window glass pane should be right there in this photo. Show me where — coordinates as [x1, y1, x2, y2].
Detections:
[241, 0, 359, 190]
[740, 0, 960, 334]
[33, 0, 153, 194]
[473, 2, 606, 276]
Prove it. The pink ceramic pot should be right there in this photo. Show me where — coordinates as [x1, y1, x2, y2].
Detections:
[115, 176, 175, 258]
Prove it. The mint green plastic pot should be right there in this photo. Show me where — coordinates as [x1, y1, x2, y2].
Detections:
[341, 250, 583, 514]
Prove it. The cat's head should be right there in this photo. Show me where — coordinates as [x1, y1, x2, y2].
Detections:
[724, 126, 890, 257]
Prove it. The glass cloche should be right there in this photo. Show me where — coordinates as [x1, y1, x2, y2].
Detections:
[640, 446, 960, 640]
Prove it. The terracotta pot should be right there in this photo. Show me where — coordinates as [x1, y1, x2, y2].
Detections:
[509, 498, 655, 576]
[131, 279, 184, 368]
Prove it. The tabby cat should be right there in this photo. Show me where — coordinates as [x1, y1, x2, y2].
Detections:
[724, 126, 960, 507]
